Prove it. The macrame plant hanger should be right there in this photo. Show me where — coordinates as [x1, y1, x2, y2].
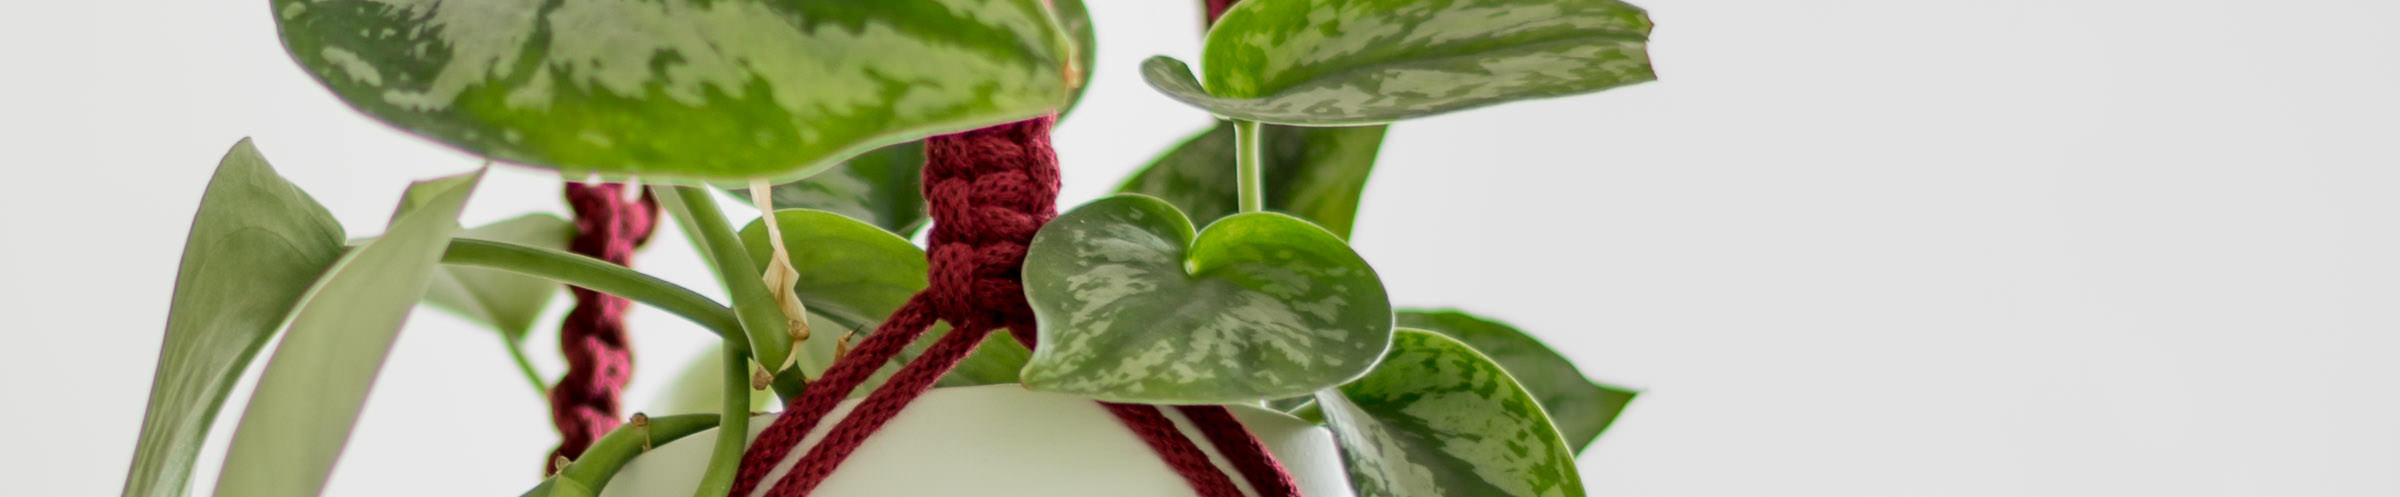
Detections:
[550, 182, 661, 470]
[725, 116, 1303, 497]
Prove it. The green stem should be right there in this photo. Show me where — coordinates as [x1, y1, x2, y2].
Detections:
[690, 337, 752, 497]
[1234, 119, 1266, 213]
[503, 337, 550, 396]
[440, 238, 742, 339]
[548, 413, 722, 495]
[652, 186, 796, 378]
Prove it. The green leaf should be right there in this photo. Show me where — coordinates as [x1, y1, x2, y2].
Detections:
[212, 170, 483, 497]
[1054, 0, 1097, 117]
[1397, 310, 1636, 454]
[1020, 195, 1392, 403]
[1141, 0, 1654, 126]
[737, 209, 928, 328]
[653, 344, 777, 416]
[422, 214, 575, 340]
[736, 209, 1030, 384]
[273, 0, 1077, 182]
[1317, 329, 1584, 497]
[726, 143, 928, 236]
[1118, 122, 1387, 239]
[927, 331, 1033, 387]
[122, 140, 347, 497]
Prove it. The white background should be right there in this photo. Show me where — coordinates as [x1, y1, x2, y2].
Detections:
[3, 0, 2396, 495]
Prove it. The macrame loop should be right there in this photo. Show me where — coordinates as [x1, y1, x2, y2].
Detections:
[726, 116, 1301, 497]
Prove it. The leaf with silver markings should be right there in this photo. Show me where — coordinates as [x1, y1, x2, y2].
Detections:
[1020, 195, 1393, 404]
[1318, 329, 1586, 497]
[274, 0, 1077, 182]
[1144, 0, 1654, 125]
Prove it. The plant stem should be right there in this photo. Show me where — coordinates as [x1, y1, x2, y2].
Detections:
[652, 186, 797, 381]
[748, 179, 815, 371]
[503, 337, 551, 395]
[550, 413, 722, 495]
[1234, 119, 1266, 213]
[440, 238, 742, 340]
[689, 338, 752, 497]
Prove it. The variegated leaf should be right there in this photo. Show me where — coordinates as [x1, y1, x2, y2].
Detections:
[1020, 195, 1392, 404]
[1398, 309, 1636, 454]
[1143, 0, 1654, 125]
[273, 0, 1076, 182]
[1054, 0, 1097, 116]
[1119, 121, 1387, 239]
[1317, 329, 1584, 497]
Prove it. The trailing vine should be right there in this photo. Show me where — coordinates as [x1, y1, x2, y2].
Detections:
[121, 1, 1658, 496]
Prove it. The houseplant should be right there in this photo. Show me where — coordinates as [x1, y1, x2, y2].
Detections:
[120, 0, 1657, 496]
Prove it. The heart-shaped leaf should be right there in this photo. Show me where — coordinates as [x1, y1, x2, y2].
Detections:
[1021, 195, 1393, 404]
[1119, 122, 1387, 239]
[1398, 309, 1637, 454]
[737, 209, 1031, 384]
[727, 143, 928, 237]
[274, 0, 1076, 182]
[215, 169, 483, 497]
[122, 140, 348, 497]
[1142, 0, 1654, 125]
[423, 213, 576, 341]
[1317, 329, 1584, 497]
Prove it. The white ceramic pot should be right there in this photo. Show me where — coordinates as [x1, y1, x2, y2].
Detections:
[600, 385, 1357, 497]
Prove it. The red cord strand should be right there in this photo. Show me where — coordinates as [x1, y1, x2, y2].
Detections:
[729, 115, 1297, 496]
[549, 182, 658, 471]
[729, 296, 941, 497]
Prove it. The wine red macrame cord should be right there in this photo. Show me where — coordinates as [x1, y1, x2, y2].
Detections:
[724, 116, 1301, 497]
[549, 182, 660, 470]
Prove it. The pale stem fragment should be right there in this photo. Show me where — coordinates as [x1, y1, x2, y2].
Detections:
[748, 180, 814, 376]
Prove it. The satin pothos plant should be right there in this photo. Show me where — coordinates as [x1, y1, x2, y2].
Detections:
[121, 0, 1655, 496]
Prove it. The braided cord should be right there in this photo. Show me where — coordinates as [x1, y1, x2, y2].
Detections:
[549, 182, 660, 470]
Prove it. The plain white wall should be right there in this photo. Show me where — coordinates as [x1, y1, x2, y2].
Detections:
[3, 0, 2396, 495]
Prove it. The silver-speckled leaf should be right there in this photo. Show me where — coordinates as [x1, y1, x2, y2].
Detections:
[1397, 309, 1637, 454]
[1054, 0, 1097, 117]
[1142, 0, 1653, 125]
[1021, 195, 1393, 404]
[1118, 121, 1386, 239]
[1317, 329, 1585, 497]
[273, 0, 1076, 182]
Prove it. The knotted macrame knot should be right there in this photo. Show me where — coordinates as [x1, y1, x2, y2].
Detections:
[921, 116, 1060, 330]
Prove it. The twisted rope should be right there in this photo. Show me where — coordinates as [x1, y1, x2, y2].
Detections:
[727, 116, 1298, 496]
[548, 182, 659, 470]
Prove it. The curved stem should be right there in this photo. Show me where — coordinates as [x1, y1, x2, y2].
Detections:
[550, 413, 722, 495]
[655, 186, 810, 402]
[440, 238, 742, 340]
[653, 186, 797, 379]
[1234, 119, 1266, 213]
[690, 336, 752, 497]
